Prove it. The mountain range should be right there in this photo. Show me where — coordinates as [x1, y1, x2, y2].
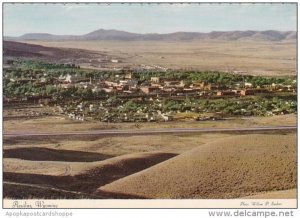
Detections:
[5, 29, 297, 41]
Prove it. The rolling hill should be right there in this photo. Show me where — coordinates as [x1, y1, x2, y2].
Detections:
[96, 134, 297, 199]
[5, 29, 297, 41]
[3, 40, 105, 61]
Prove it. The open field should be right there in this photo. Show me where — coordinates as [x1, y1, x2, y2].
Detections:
[21, 40, 296, 76]
[96, 134, 297, 199]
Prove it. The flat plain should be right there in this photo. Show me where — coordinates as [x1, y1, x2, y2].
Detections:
[21, 40, 296, 76]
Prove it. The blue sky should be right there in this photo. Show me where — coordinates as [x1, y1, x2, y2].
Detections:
[3, 3, 297, 36]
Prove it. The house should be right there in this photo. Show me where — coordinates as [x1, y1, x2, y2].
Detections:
[39, 77, 48, 83]
[151, 77, 160, 83]
[160, 113, 173, 122]
[103, 87, 115, 93]
[240, 89, 254, 96]
[193, 82, 220, 91]
[209, 83, 223, 91]
[177, 80, 186, 88]
[92, 86, 102, 93]
[65, 74, 88, 83]
[119, 80, 128, 86]
[65, 74, 75, 83]
[281, 85, 295, 92]
[89, 104, 95, 112]
[125, 73, 132, 79]
[217, 90, 236, 96]
[245, 82, 253, 88]
[235, 82, 245, 88]
[59, 83, 75, 89]
[163, 88, 175, 93]
[150, 83, 162, 88]
[116, 85, 127, 91]
[58, 74, 66, 81]
[164, 81, 179, 87]
[111, 59, 119, 63]
[105, 81, 118, 87]
[140, 86, 160, 94]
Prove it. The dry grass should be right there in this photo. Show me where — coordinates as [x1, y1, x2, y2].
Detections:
[3, 133, 233, 156]
[4, 152, 176, 176]
[96, 133, 296, 199]
[4, 152, 176, 198]
[21, 40, 296, 75]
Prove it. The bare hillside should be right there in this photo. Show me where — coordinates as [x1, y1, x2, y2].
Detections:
[96, 134, 296, 199]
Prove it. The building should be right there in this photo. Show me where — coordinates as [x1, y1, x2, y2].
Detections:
[206, 83, 220, 91]
[245, 82, 253, 88]
[160, 113, 173, 122]
[65, 74, 88, 84]
[140, 86, 160, 94]
[240, 89, 254, 96]
[92, 86, 102, 93]
[103, 87, 115, 93]
[164, 81, 179, 87]
[192, 82, 220, 91]
[125, 73, 132, 79]
[105, 81, 119, 87]
[151, 77, 160, 83]
[59, 83, 75, 89]
[119, 80, 128, 86]
[217, 90, 237, 96]
[177, 80, 186, 88]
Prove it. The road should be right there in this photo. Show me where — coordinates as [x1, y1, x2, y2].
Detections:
[3, 125, 297, 138]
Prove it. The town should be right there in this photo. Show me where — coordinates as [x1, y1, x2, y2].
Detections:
[3, 60, 297, 123]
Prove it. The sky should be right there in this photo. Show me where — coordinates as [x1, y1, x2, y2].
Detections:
[3, 3, 297, 36]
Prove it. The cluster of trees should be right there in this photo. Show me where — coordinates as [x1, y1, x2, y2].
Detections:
[111, 97, 297, 117]
[53, 87, 105, 100]
[16, 60, 79, 70]
[3, 78, 107, 99]
[161, 97, 297, 116]
[6, 60, 297, 88]
[134, 70, 296, 87]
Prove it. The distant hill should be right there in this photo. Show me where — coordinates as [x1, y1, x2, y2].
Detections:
[5, 29, 297, 41]
[3, 40, 104, 61]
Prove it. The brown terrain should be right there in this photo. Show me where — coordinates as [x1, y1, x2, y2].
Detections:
[18, 40, 296, 76]
[3, 106, 297, 199]
[96, 134, 297, 199]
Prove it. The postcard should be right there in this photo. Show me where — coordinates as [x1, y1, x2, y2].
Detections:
[1, 1, 297, 210]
